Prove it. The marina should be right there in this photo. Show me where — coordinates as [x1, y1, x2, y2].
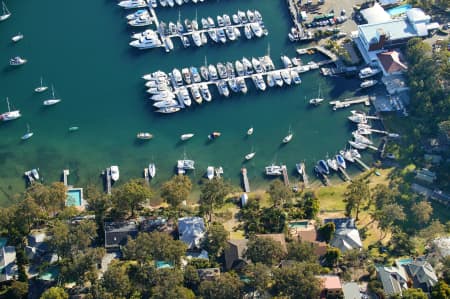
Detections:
[329, 96, 371, 110]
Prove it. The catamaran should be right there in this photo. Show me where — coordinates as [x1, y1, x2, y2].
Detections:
[0, 97, 21, 122]
[34, 77, 48, 93]
[43, 85, 61, 106]
[0, 1, 11, 21]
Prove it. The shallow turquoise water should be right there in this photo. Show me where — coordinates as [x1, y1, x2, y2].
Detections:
[0, 0, 369, 205]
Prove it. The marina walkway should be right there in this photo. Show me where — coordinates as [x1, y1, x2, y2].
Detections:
[241, 168, 250, 192]
[105, 168, 112, 195]
[63, 169, 69, 187]
[354, 158, 370, 171]
[281, 165, 290, 187]
[329, 96, 370, 110]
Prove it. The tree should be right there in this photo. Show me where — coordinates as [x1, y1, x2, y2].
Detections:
[199, 178, 232, 222]
[319, 222, 335, 243]
[243, 263, 272, 293]
[419, 219, 445, 241]
[149, 268, 194, 299]
[40, 287, 69, 299]
[390, 230, 414, 256]
[373, 204, 405, 239]
[371, 184, 398, 209]
[245, 236, 286, 266]
[323, 247, 341, 267]
[102, 262, 133, 298]
[112, 179, 152, 218]
[123, 232, 186, 266]
[183, 265, 200, 293]
[259, 207, 286, 233]
[6, 281, 28, 299]
[431, 280, 450, 299]
[402, 288, 428, 299]
[85, 184, 111, 229]
[443, 256, 450, 284]
[204, 223, 228, 259]
[302, 191, 319, 219]
[160, 175, 192, 208]
[272, 262, 322, 298]
[267, 180, 293, 207]
[199, 272, 243, 299]
[287, 240, 317, 263]
[344, 178, 370, 220]
[411, 200, 433, 225]
[26, 182, 66, 217]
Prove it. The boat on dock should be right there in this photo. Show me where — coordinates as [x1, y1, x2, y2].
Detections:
[208, 64, 219, 80]
[217, 80, 230, 97]
[291, 70, 301, 85]
[348, 140, 368, 150]
[190, 85, 203, 104]
[177, 87, 192, 106]
[327, 158, 339, 172]
[340, 150, 354, 163]
[352, 132, 373, 145]
[206, 166, 214, 180]
[336, 154, 346, 169]
[130, 32, 162, 49]
[126, 9, 148, 20]
[359, 67, 381, 79]
[110, 165, 120, 181]
[360, 79, 378, 88]
[317, 160, 330, 175]
[237, 77, 248, 94]
[199, 83, 212, 102]
[128, 15, 152, 27]
[281, 55, 293, 68]
[265, 164, 282, 176]
[118, 0, 148, 9]
[156, 107, 180, 114]
[281, 70, 292, 85]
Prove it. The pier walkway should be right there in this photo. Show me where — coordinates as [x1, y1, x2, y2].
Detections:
[354, 158, 370, 171]
[63, 169, 69, 187]
[330, 96, 370, 110]
[241, 168, 250, 192]
[300, 162, 309, 188]
[281, 165, 290, 187]
[144, 168, 150, 185]
[338, 167, 351, 182]
[105, 168, 112, 195]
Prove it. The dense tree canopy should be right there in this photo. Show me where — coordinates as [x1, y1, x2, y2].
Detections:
[411, 200, 433, 225]
[199, 272, 243, 299]
[344, 178, 370, 220]
[40, 287, 69, 299]
[160, 175, 192, 208]
[243, 263, 272, 293]
[267, 180, 293, 207]
[272, 262, 322, 298]
[287, 240, 317, 263]
[199, 178, 232, 222]
[204, 222, 228, 259]
[245, 236, 286, 266]
[111, 179, 153, 218]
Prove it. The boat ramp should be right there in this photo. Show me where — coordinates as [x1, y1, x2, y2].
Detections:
[241, 168, 250, 192]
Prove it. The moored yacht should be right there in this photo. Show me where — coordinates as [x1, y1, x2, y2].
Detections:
[236, 77, 248, 94]
[10, 56, 27, 66]
[280, 70, 292, 85]
[34, 77, 48, 93]
[177, 86, 192, 106]
[190, 85, 203, 104]
[199, 83, 212, 102]
[235, 60, 245, 76]
[43, 85, 61, 106]
[126, 9, 148, 20]
[118, 0, 148, 9]
[110, 166, 120, 181]
[208, 64, 219, 80]
[251, 57, 263, 73]
[181, 133, 194, 141]
[359, 67, 381, 79]
[273, 72, 283, 87]
[281, 55, 293, 68]
[360, 79, 378, 88]
[1, 97, 21, 122]
[217, 80, 230, 97]
[129, 32, 162, 49]
[128, 15, 152, 27]
[200, 65, 209, 81]
[206, 166, 214, 180]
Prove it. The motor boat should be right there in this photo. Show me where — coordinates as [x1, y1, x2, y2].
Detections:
[336, 154, 346, 169]
[246, 10, 255, 22]
[110, 166, 120, 181]
[182, 68, 192, 84]
[273, 72, 283, 87]
[208, 64, 219, 80]
[137, 132, 153, 140]
[254, 10, 262, 21]
[296, 162, 305, 176]
[199, 84, 212, 102]
[177, 87, 192, 106]
[151, 91, 175, 101]
[190, 85, 203, 104]
[208, 28, 219, 43]
[242, 57, 253, 75]
[208, 132, 221, 140]
[10, 56, 27, 66]
[217, 63, 228, 79]
[282, 130, 293, 143]
[172, 68, 183, 86]
[235, 60, 245, 76]
[181, 133, 194, 141]
[232, 14, 239, 24]
[251, 57, 263, 73]
[348, 140, 368, 150]
[217, 80, 230, 97]
[200, 66, 209, 81]
[223, 14, 231, 26]
[291, 70, 301, 85]
[148, 163, 156, 178]
[226, 62, 235, 78]
[192, 31, 203, 47]
[244, 24, 253, 39]
[360, 79, 378, 88]
[228, 78, 240, 93]
[201, 18, 209, 29]
[207, 17, 215, 27]
[152, 99, 178, 108]
[266, 74, 275, 87]
[252, 74, 266, 91]
[190, 67, 201, 83]
[217, 28, 227, 43]
[206, 166, 214, 180]
[129, 32, 162, 49]
[327, 158, 338, 171]
[358, 67, 381, 79]
[280, 70, 292, 85]
[237, 10, 248, 23]
[11, 33, 23, 43]
[281, 55, 293, 68]
[348, 114, 367, 124]
[265, 164, 282, 176]
[118, 0, 148, 9]
[128, 15, 152, 27]
[236, 77, 247, 94]
[317, 160, 330, 175]
[156, 107, 181, 114]
[217, 15, 224, 27]
[200, 32, 208, 44]
[126, 9, 148, 20]
[247, 127, 254, 135]
[250, 22, 263, 37]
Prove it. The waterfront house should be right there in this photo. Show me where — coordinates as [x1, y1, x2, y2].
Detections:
[0, 238, 17, 282]
[177, 217, 206, 250]
[104, 221, 138, 251]
[324, 218, 362, 253]
[404, 258, 438, 293]
[377, 50, 408, 75]
[318, 275, 343, 298]
[224, 239, 249, 270]
[288, 220, 327, 256]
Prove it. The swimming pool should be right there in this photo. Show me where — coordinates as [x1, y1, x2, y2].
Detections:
[289, 221, 310, 229]
[396, 258, 413, 265]
[66, 188, 83, 207]
[387, 4, 412, 16]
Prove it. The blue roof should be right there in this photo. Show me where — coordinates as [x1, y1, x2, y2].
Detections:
[359, 19, 417, 44]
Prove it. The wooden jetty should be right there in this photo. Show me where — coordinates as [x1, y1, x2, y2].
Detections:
[281, 165, 290, 187]
[368, 128, 388, 135]
[299, 162, 309, 188]
[144, 168, 150, 185]
[105, 168, 112, 195]
[338, 167, 351, 182]
[329, 96, 370, 110]
[62, 169, 70, 186]
[241, 168, 250, 192]
[354, 158, 371, 171]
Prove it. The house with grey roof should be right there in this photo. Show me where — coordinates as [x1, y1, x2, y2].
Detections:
[0, 238, 17, 282]
[325, 218, 362, 253]
[376, 264, 409, 296]
[405, 258, 438, 293]
[342, 282, 362, 299]
[224, 239, 249, 270]
[177, 217, 206, 250]
[104, 221, 139, 251]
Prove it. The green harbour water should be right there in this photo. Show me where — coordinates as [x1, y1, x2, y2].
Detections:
[0, 0, 370, 205]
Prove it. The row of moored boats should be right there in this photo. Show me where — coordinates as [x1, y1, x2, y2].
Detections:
[118, 0, 206, 9]
[143, 55, 305, 113]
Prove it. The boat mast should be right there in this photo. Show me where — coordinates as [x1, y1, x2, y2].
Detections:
[6, 97, 10, 112]
[51, 85, 55, 98]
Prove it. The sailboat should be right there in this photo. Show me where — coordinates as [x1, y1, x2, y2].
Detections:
[43, 85, 61, 106]
[11, 33, 23, 42]
[309, 84, 324, 105]
[247, 126, 253, 135]
[0, 1, 11, 22]
[282, 126, 293, 143]
[0, 97, 21, 122]
[34, 77, 48, 93]
[21, 123, 34, 140]
[245, 146, 256, 160]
